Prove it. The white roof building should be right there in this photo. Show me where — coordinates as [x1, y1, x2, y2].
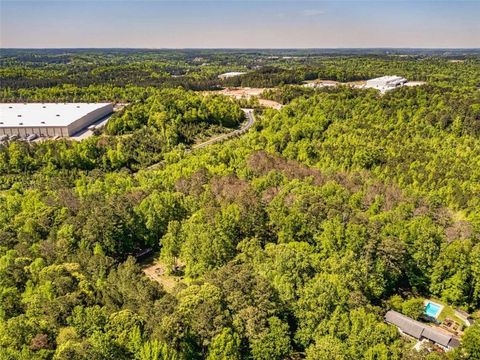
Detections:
[0, 103, 113, 137]
[218, 72, 247, 80]
[365, 76, 408, 93]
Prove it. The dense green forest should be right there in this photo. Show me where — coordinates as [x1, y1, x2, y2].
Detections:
[1, 49, 480, 359]
[1, 49, 479, 96]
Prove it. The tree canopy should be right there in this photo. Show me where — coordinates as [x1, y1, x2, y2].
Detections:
[1, 49, 479, 359]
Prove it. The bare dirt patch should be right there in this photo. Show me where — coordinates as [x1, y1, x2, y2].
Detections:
[141, 255, 183, 293]
[217, 87, 265, 98]
[404, 81, 427, 87]
[204, 87, 283, 109]
[259, 99, 283, 109]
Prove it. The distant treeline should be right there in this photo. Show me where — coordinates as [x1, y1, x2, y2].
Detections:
[1, 51, 479, 91]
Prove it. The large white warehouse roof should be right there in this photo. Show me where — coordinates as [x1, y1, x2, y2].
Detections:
[0, 103, 112, 127]
[365, 75, 408, 93]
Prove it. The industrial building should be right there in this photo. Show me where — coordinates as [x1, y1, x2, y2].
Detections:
[0, 103, 113, 138]
[365, 75, 408, 92]
[218, 72, 247, 80]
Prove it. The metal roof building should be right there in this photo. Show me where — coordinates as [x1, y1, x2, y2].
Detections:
[0, 103, 113, 138]
[385, 310, 460, 350]
[218, 72, 247, 80]
[365, 76, 407, 92]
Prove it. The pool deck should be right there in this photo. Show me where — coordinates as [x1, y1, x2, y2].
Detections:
[424, 300, 444, 319]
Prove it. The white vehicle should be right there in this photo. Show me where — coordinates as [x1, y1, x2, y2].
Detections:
[27, 134, 38, 142]
[87, 125, 96, 131]
[0, 135, 8, 142]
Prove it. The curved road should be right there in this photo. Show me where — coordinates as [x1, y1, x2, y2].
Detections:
[192, 108, 255, 150]
[146, 109, 255, 170]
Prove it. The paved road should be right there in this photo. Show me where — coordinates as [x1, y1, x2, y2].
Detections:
[146, 109, 255, 171]
[192, 108, 255, 150]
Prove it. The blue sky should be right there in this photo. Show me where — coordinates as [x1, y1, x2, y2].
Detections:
[1, 0, 479, 48]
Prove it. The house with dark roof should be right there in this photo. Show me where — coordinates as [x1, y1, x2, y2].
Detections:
[385, 310, 460, 351]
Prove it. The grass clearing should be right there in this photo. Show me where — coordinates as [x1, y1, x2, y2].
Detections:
[140, 253, 184, 293]
[428, 297, 464, 325]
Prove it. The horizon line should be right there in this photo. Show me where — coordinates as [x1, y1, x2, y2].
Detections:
[2, 47, 480, 50]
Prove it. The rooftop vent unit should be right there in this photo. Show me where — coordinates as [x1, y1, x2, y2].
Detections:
[8, 106, 12, 109]
[17, 115, 22, 117]
[42, 106, 46, 108]
[19, 122, 23, 125]
[56, 114, 60, 117]
[41, 121, 46, 124]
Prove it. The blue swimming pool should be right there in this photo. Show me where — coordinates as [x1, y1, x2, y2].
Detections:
[425, 302, 442, 318]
